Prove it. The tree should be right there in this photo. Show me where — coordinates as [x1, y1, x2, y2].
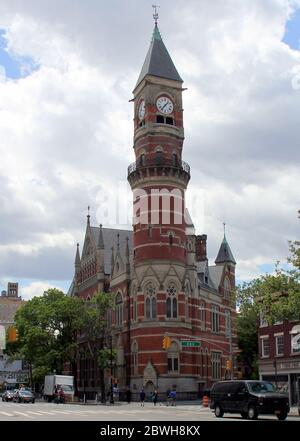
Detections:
[235, 211, 300, 376]
[82, 292, 116, 403]
[6, 289, 85, 386]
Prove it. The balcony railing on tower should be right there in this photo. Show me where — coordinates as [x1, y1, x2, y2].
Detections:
[127, 156, 190, 179]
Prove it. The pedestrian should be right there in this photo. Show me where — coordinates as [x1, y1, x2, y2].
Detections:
[170, 389, 176, 406]
[126, 388, 132, 404]
[140, 388, 146, 407]
[152, 389, 158, 406]
[166, 388, 171, 406]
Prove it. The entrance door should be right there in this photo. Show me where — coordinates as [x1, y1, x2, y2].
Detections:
[145, 381, 154, 400]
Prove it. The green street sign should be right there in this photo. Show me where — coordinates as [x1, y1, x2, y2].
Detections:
[181, 341, 201, 347]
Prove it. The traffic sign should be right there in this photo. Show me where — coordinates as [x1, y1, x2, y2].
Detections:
[181, 340, 201, 347]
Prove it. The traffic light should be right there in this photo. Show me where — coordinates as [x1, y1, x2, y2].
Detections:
[162, 336, 171, 349]
[226, 359, 232, 370]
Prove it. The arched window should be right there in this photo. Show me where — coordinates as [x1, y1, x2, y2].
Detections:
[155, 149, 163, 165]
[166, 284, 177, 318]
[185, 285, 190, 320]
[224, 277, 231, 298]
[199, 301, 205, 330]
[145, 283, 157, 319]
[115, 292, 123, 327]
[167, 341, 179, 373]
[132, 341, 138, 375]
[139, 154, 145, 166]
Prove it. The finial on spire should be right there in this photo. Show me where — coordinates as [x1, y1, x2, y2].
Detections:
[223, 221, 226, 237]
[98, 224, 104, 249]
[87, 205, 90, 226]
[152, 4, 159, 25]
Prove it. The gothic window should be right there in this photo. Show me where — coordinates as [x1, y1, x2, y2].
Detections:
[145, 284, 157, 319]
[166, 284, 177, 318]
[199, 301, 205, 330]
[156, 115, 174, 125]
[211, 304, 220, 333]
[139, 154, 145, 166]
[225, 309, 231, 336]
[224, 277, 231, 298]
[156, 115, 164, 124]
[167, 341, 179, 373]
[166, 117, 174, 125]
[211, 351, 222, 379]
[155, 150, 163, 165]
[185, 285, 190, 320]
[115, 292, 123, 327]
[132, 341, 138, 374]
[172, 153, 178, 166]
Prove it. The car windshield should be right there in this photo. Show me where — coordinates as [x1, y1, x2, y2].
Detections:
[20, 391, 32, 396]
[248, 382, 275, 393]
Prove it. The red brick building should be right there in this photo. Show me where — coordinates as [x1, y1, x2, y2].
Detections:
[69, 21, 237, 399]
[258, 315, 300, 406]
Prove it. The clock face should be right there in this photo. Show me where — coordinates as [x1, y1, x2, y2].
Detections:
[138, 100, 145, 120]
[156, 96, 174, 114]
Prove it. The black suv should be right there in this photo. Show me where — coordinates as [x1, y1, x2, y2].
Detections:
[210, 380, 290, 420]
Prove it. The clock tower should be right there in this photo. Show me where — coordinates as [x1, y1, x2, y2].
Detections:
[127, 19, 194, 393]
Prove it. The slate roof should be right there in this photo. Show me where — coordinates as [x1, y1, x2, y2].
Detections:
[90, 227, 133, 275]
[135, 24, 182, 89]
[215, 236, 236, 264]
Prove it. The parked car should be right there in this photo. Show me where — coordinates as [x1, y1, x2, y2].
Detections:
[210, 380, 290, 420]
[1, 391, 14, 402]
[13, 389, 35, 403]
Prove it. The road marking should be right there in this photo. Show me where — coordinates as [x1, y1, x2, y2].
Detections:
[33, 410, 56, 415]
[14, 411, 34, 418]
[26, 411, 44, 416]
[0, 411, 14, 416]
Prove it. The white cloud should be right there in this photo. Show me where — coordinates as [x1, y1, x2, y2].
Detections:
[0, 0, 299, 289]
[21, 281, 60, 300]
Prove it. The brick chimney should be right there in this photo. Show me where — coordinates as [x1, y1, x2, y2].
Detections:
[195, 235, 207, 261]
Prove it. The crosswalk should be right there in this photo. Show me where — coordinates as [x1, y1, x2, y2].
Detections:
[0, 402, 203, 420]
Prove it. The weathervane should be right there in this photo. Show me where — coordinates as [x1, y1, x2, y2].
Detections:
[152, 4, 160, 25]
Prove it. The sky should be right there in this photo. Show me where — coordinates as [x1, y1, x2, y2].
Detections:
[0, 0, 299, 300]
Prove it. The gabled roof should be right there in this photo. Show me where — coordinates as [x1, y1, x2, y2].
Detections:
[90, 227, 133, 275]
[135, 24, 182, 89]
[215, 235, 236, 264]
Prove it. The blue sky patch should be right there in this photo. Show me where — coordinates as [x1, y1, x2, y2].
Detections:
[283, 7, 300, 50]
[0, 29, 38, 79]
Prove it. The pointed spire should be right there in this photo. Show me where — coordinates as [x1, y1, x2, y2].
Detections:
[98, 224, 104, 249]
[215, 227, 236, 265]
[75, 243, 81, 265]
[134, 21, 182, 90]
[87, 206, 90, 227]
[126, 236, 130, 260]
[111, 246, 115, 271]
[117, 232, 120, 251]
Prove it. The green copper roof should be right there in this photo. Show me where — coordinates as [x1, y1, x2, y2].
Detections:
[135, 24, 182, 89]
[215, 235, 236, 265]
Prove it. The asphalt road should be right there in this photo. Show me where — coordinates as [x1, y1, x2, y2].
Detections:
[0, 400, 299, 421]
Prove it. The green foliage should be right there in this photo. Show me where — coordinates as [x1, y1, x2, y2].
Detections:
[7, 288, 85, 383]
[235, 222, 300, 377]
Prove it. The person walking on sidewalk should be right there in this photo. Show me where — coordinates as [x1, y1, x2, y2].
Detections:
[152, 389, 159, 406]
[140, 389, 146, 407]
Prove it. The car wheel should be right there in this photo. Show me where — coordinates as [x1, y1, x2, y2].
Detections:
[18, 398, 21, 403]
[277, 412, 287, 421]
[247, 405, 258, 420]
[215, 404, 224, 418]
[241, 412, 247, 419]
[32, 400, 35, 404]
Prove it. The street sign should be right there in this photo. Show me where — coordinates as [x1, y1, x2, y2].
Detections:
[181, 340, 201, 347]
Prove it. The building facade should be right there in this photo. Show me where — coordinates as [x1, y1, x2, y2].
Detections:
[258, 316, 300, 406]
[70, 21, 237, 399]
[0, 283, 27, 388]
